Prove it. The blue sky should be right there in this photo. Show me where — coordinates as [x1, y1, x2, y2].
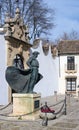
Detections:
[45, 0, 79, 41]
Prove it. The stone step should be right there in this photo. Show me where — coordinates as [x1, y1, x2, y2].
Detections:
[0, 122, 20, 130]
[0, 122, 4, 129]
[47, 127, 73, 130]
[48, 122, 78, 130]
[63, 119, 79, 124]
[10, 126, 20, 130]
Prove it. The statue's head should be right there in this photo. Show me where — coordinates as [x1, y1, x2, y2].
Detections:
[32, 51, 39, 57]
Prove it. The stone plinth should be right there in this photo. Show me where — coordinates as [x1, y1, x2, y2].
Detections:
[12, 93, 41, 119]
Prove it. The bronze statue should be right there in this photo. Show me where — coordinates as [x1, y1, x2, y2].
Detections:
[13, 54, 24, 70]
[5, 51, 43, 93]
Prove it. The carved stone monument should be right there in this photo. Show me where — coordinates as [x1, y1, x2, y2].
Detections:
[4, 7, 42, 120]
[4, 7, 32, 102]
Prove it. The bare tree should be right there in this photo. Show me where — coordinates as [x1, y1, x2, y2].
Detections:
[55, 30, 79, 44]
[25, 0, 55, 40]
[69, 30, 79, 40]
[61, 30, 79, 40]
[0, 0, 55, 40]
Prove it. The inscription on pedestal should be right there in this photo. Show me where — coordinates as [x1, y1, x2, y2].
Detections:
[34, 100, 40, 109]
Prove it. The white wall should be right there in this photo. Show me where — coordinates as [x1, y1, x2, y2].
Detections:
[32, 40, 59, 97]
[74, 55, 79, 87]
[0, 33, 8, 105]
[58, 56, 67, 94]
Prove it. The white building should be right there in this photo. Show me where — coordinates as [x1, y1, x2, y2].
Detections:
[0, 29, 8, 105]
[58, 40, 79, 95]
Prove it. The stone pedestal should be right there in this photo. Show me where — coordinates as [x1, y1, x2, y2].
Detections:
[12, 93, 41, 120]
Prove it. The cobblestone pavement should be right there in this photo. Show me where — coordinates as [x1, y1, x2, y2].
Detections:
[0, 94, 79, 130]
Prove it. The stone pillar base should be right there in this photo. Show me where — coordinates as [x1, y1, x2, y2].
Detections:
[12, 93, 41, 120]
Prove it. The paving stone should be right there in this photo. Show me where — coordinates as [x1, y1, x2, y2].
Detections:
[1, 122, 14, 130]
[11, 126, 20, 130]
[53, 122, 78, 128]
[0, 122, 4, 130]
[47, 127, 72, 130]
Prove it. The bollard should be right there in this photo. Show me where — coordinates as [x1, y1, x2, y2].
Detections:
[78, 91, 79, 98]
[42, 102, 48, 126]
[54, 91, 57, 101]
[67, 93, 70, 107]
[64, 93, 67, 115]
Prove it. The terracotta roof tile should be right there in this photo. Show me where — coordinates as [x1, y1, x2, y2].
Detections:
[57, 40, 79, 55]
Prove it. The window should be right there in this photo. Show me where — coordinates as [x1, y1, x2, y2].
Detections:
[67, 56, 75, 70]
[66, 78, 76, 91]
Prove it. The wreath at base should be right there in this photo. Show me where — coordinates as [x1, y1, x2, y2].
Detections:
[39, 112, 56, 120]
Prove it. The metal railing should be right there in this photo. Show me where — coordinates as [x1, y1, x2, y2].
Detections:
[0, 96, 67, 126]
